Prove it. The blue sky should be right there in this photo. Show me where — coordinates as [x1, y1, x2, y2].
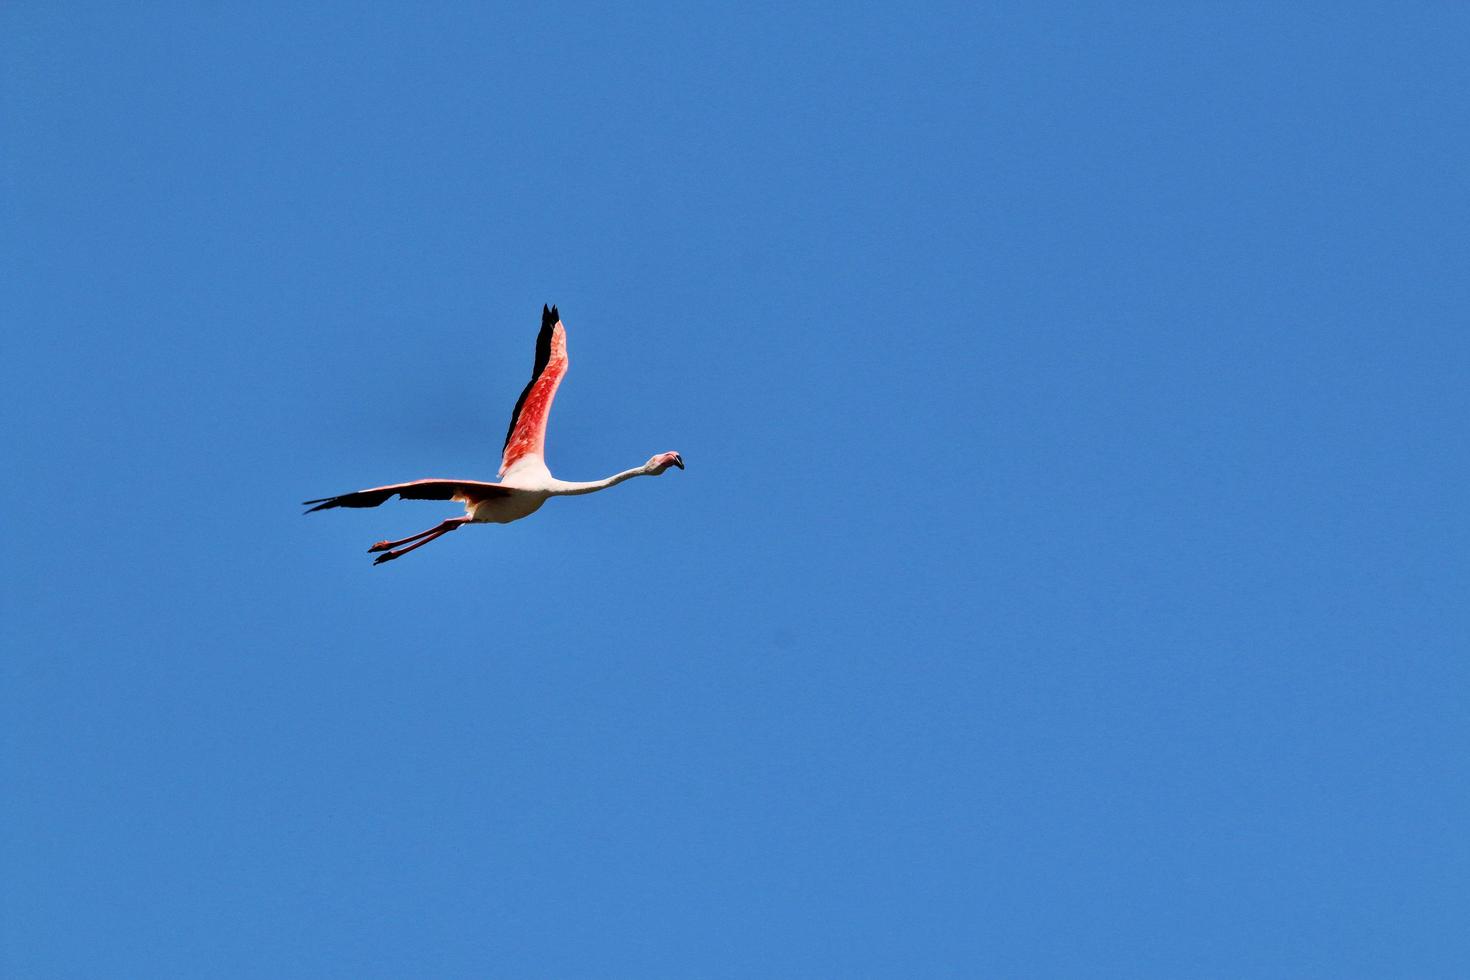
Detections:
[4, 3, 1468, 976]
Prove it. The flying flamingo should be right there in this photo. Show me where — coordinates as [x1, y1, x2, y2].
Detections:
[304, 305, 683, 565]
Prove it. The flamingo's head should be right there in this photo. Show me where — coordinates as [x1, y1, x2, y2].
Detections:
[648, 451, 685, 474]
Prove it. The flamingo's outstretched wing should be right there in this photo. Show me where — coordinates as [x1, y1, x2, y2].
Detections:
[303, 479, 518, 513]
[500, 305, 569, 478]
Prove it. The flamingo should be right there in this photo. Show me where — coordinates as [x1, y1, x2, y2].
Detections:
[304, 305, 683, 565]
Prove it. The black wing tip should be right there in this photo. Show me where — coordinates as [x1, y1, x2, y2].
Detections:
[302, 493, 356, 513]
[542, 304, 560, 328]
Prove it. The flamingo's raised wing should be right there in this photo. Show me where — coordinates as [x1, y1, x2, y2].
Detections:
[303, 479, 519, 513]
[500, 305, 569, 478]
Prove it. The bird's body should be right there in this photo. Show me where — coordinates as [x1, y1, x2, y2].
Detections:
[469, 486, 548, 524]
[305, 306, 682, 563]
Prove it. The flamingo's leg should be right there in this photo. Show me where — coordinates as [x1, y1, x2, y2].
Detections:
[368, 517, 471, 553]
[370, 517, 470, 565]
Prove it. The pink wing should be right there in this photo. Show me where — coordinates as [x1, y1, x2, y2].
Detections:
[302, 479, 519, 513]
[500, 304, 569, 477]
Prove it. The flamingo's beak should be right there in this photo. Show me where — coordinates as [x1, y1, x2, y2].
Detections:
[672, 454, 684, 469]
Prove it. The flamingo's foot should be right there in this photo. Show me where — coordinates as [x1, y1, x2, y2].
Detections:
[372, 551, 400, 566]
[368, 540, 393, 553]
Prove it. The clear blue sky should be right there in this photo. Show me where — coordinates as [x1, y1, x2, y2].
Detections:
[4, 3, 1468, 976]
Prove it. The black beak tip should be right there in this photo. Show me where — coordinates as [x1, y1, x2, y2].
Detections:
[673, 455, 684, 469]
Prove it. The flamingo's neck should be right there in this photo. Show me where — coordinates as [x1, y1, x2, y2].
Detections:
[548, 465, 651, 496]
